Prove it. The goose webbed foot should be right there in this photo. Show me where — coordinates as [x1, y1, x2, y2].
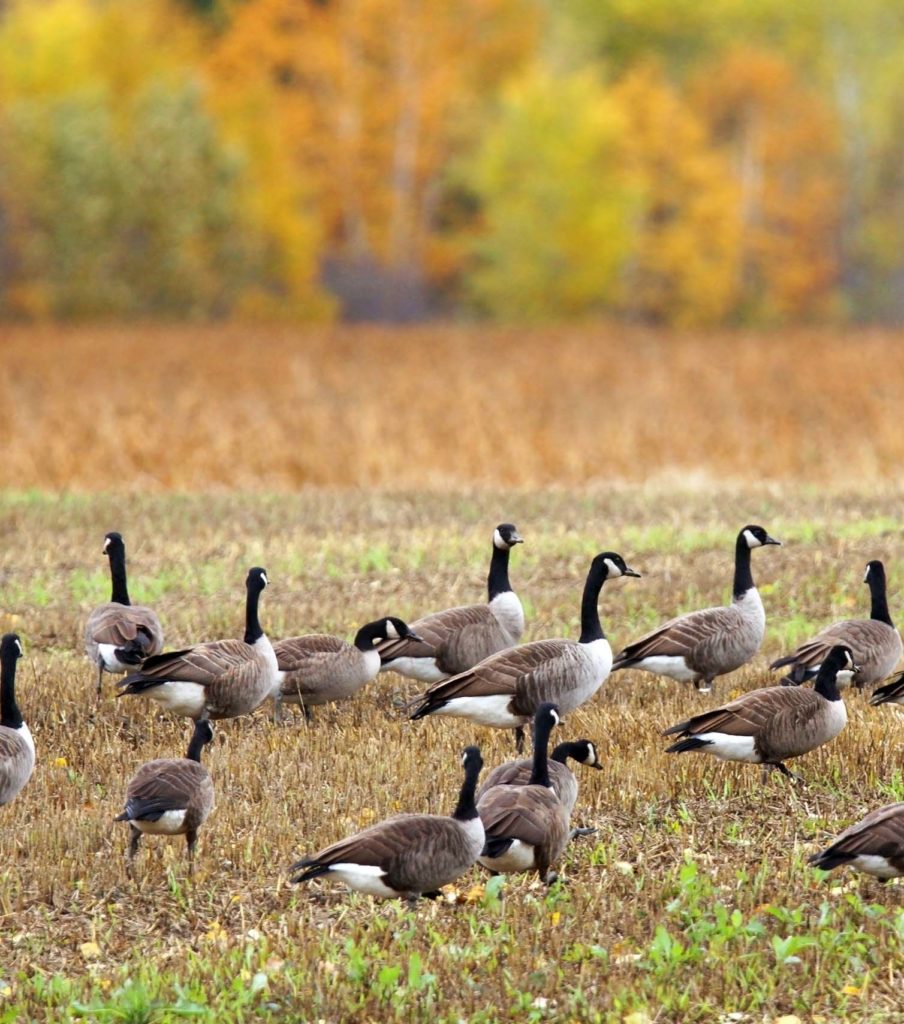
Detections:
[764, 762, 805, 785]
[569, 826, 597, 841]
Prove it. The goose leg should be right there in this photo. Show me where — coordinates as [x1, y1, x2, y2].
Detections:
[772, 762, 804, 784]
[514, 726, 525, 753]
[186, 830, 198, 877]
[126, 826, 141, 876]
[96, 661, 105, 697]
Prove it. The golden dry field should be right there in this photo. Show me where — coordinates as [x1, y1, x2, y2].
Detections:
[3, 325, 904, 490]
[1, 326, 903, 1021]
[0, 486, 903, 1023]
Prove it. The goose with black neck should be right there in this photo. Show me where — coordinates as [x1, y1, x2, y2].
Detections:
[612, 525, 781, 694]
[378, 523, 524, 682]
[409, 552, 640, 751]
[0, 633, 35, 806]
[118, 567, 277, 722]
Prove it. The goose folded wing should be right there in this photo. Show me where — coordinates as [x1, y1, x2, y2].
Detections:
[136, 640, 254, 682]
[616, 607, 727, 661]
[302, 814, 445, 868]
[479, 787, 561, 847]
[274, 635, 346, 672]
[825, 803, 904, 855]
[378, 605, 492, 661]
[667, 687, 820, 737]
[88, 606, 154, 646]
[120, 761, 206, 820]
[423, 640, 571, 703]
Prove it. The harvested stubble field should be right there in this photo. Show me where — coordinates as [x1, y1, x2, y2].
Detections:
[0, 487, 903, 1023]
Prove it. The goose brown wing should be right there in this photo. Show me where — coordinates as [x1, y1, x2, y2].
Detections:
[136, 640, 254, 683]
[421, 640, 572, 703]
[274, 635, 346, 672]
[87, 604, 162, 648]
[478, 760, 571, 804]
[784, 620, 893, 670]
[822, 803, 904, 858]
[614, 607, 729, 664]
[119, 758, 209, 820]
[303, 814, 459, 868]
[666, 686, 820, 737]
[478, 785, 565, 847]
[378, 605, 492, 662]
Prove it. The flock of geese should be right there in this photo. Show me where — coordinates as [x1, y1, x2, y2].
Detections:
[1, 524, 903, 901]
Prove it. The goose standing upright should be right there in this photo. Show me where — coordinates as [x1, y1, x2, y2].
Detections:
[84, 532, 164, 696]
[662, 644, 854, 781]
[612, 525, 781, 693]
[409, 552, 640, 750]
[289, 746, 485, 904]
[118, 567, 277, 722]
[477, 703, 571, 883]
[378, 523, 524, 683]
[115, 718, 215, 875]
[809, 802, 904, 881]
[0, 634, 34, 806]
[272, 616, 424, 719]
[771, 560, 901, 689]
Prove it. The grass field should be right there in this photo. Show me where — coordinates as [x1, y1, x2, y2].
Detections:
[4, 325, 904, 490]
[1, 487, 902, 1023]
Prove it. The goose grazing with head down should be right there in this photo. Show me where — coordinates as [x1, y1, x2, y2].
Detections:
[115, 719, 215, 875]
[478, 738, 602, 820]
[378, 523, 524, 683]
[869, 671, 904, 707]
[809, 802, 904, 881]
[612, 525, 781, 694]
[118, 567, 277, 722]
[663, 644, 854, 782]
[477, 703, 571, 884]
[0, 634, 35, 806]
[272, 616, 424, 720]
[771, 560, 901, 689]
[289, 746, 485, 904]
[85, 532, 164, 696]
[409, 552, 640, 751]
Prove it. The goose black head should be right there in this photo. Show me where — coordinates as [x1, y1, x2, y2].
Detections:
[740, 525, 782, 548]
[0, 633, 23, 662]
[103, 531, 124, 556]
[247, 567, 269, 591]
[494, 523, 524, 550]
[826, 644, 859, 684]
[358, 616, 425, 647]
[461, 746, 484, 774]
[195, 719, 214, 746]
[575, 739, 603, 769]
[593, 552, 641, 579]
[863, 560, 884, 584]
[535, 701, 561, 730]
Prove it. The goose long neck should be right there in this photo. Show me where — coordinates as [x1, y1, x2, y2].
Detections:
[452, 760, 481, 822]
[108, 547, 131, 605]
[732, 534, 755, 600]
[244, 585, 264, 644]
[550, 741, 571, 765]
[814, 659, 843, 702]
[867, 566, 893, 626]
[579, 563, 606, 643]
[529, 716, 555, 788]
[0, 652, 22, 730]
[186, 726, 208, 763]
[487, 544, 512, 600]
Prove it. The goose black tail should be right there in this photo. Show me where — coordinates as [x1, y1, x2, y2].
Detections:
[116, 675, 164, 696]
[808, 848, 854, 872]
[289, 859, 331, 884]
[665, 736, 712, 754]
[481, 836, 514, 859]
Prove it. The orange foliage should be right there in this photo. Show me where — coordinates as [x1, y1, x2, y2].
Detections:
[692, 46, 844, 321]
[208, 0, 536, 291]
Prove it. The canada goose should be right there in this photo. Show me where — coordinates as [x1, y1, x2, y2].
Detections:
[118, 567, 277, 722]
[869, 671, 904, 706]
[115, 718, 215, 874]
[809, 802, 904, 881]
[289, 746, 484, 904]
[85, 532, 164, 696]
[477, 703, 570, 884]
[0, 634, 34, 806]
[771, 560, 901, 689]
[409, 552, 639, 751]
[663, 644, 854, 781]
[272, 617, 424, 719]
[477, 739, 602, 819]
[378, 523, 524, 683]
[612, 525, 781, 694]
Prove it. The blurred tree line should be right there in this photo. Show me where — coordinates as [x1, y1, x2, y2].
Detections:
[1, 0, 903, 324]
